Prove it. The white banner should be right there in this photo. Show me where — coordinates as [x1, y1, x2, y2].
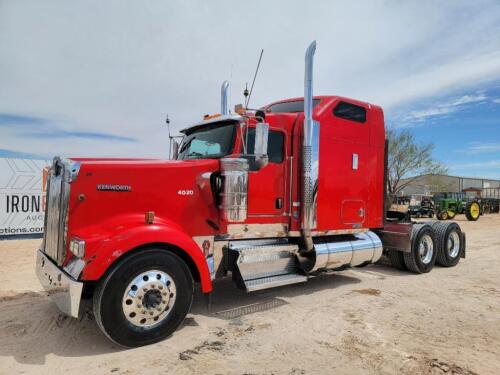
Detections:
[0, 158, 50, 236]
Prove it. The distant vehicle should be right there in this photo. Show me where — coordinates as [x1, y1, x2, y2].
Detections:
[407, 194, 435, 218]
[434, 192, 481, 221]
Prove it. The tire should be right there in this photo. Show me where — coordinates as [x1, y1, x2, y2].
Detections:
[387, 249, 407, 270]
[465, 201, 480, 221]
[93, 249, 194, 348]
[403, 224, 437, 274]
[437, 211, 448, 221]
[431, 222, 463, 267]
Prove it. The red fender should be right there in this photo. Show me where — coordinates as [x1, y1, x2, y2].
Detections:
[78, 215, 212, 293]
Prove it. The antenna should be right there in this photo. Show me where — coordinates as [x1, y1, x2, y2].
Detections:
[245, 49, 264, 109]
[165, 114, 171, 137]
[243, 82, 249, 102]
[166, 114, 175, 159]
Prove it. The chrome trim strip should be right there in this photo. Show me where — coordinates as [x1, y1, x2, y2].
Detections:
[289, 228, 368, 237]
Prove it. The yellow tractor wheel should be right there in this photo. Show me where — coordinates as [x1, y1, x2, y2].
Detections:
[465, 201, 480, 221]
[437, 211, 448, 220]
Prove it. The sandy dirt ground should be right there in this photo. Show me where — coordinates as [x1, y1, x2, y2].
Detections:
[1, 216, 499, 375]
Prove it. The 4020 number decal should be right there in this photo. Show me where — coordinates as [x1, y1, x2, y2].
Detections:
[177, 190, 194, 196]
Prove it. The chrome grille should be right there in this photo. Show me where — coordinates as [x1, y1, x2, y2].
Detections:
[42, 158, 80, 265]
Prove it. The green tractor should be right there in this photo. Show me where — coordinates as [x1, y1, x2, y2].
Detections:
[433, 192, 481, 221]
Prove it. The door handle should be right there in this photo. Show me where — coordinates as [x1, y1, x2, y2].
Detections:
[276, 198, 283, 209]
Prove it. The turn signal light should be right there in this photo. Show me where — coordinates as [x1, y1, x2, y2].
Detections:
[203, 113, 222, 120]
[145, 211, 155, 224]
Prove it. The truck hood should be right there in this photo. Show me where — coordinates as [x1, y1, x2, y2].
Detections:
[67, 157, 221, 240]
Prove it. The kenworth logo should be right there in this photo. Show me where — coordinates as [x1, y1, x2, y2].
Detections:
[97, 184, 132, 192]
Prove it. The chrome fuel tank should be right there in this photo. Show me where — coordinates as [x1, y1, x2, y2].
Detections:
[312, 231, 382, 271]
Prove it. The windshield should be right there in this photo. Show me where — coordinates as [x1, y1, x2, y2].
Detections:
[177, 123, 236, 160]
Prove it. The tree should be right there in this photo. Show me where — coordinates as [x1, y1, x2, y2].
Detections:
[387, 128, 447, 203]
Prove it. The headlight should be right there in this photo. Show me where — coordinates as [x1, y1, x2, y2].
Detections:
[70, 237, 85, 258]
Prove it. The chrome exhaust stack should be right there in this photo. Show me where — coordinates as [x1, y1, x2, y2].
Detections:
[221, 80, 230, 116]
[301, 41, 320, 252]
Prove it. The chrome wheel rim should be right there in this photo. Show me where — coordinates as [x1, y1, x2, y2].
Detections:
[419, 234, 434, 264]
[447, 231, 460, 258]
[122, 270, 176, 328]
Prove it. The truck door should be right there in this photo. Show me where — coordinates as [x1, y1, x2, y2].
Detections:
[245, 129, 287, 219]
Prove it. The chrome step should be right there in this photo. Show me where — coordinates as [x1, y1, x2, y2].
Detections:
[227, 240, 306, 292]
[244, 273, 308, 292]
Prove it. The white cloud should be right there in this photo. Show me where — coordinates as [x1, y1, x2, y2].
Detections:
[464, 142, 500, 154]
[404, 93, 488, 122]
[493, 98, 500, 104]
[450, 160, 500, 170]
[0, 1, 499, 158]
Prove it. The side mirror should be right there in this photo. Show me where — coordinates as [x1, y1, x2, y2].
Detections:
[253, 122, 269, 169]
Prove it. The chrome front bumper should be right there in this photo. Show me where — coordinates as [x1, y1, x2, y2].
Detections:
[35, 249, 83, 318]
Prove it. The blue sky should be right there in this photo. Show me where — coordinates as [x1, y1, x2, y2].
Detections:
[386, 82, 500, 179]
[0, 1, 499, 178]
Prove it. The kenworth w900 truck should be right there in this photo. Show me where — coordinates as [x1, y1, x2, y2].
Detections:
[36, 41, 465, 347]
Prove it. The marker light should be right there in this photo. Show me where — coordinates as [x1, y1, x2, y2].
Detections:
[70, 237, 85, 258]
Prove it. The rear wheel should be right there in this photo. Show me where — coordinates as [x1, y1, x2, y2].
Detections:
[465, 201, 480, 221]
[431, 222, 463, 267]
[93, 249, 194, 347]
[403, 224, 437, 274]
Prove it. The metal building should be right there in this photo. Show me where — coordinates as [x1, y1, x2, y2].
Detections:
[398, 174, 500, 196]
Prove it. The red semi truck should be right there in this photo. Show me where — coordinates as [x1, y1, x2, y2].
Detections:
[36, 41, 465, 347]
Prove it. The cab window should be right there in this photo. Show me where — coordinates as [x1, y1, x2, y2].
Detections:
[333, 101, 366, 123]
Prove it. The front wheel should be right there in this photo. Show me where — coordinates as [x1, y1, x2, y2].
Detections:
[437, 211, 448, 220]
[447, 210, 456, 219]
[93, 249, 194, 347]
